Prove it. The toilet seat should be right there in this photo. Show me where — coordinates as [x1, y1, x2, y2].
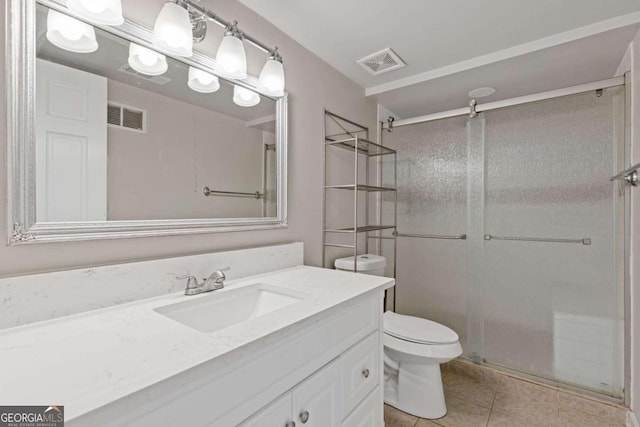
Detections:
[384, 332, 462, 362]
[384, 311, 459, 345]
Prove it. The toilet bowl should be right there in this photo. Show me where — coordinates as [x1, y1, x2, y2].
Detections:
[334, 254, 463, 419]
[383, 311, 462, 419]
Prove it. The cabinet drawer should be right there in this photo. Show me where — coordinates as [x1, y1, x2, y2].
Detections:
[342, 387, 381, 427]
[341, 332, 380, 418]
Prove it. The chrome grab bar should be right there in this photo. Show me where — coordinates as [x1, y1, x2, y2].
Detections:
[203, 187, 264, 199]
[393, 231, 467, 240]
[610, 162, 640, 186]
[484, 234, 591, 245]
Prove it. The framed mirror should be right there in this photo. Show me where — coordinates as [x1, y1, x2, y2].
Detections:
[6, 0, 288, 244]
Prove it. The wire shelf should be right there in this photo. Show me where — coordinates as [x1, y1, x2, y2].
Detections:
[325, 137, 396, 156]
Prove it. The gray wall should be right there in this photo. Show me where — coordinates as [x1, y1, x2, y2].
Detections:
[107, 79, 265, 220]
[0, 0, 377, 277]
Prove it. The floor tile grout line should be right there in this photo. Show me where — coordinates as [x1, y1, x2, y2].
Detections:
[485, 391, 498, 427]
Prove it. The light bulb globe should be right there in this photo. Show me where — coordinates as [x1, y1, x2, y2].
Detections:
[128, 43, 168, 76]
[188, 67, 220, 93]
[152, 2, 193, 57]
[67, 0, 124, 26]
[216, 34, 247, 79]
[46, 9, 98, 53]
[233, 85, 260, 107]
[259, 58, 285, 96]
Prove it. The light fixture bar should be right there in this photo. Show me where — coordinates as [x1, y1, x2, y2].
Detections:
[177, 0, 274, 54]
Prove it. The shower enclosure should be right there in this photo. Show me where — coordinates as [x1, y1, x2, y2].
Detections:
[379, 80, 628, 399]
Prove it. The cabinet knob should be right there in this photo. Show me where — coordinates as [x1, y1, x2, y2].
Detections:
[285, 422, 296, 427]
[300, 410, 310, 423]
[362, 368, 370, 378]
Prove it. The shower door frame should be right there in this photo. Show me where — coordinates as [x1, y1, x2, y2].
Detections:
[381, 75, 631, 405]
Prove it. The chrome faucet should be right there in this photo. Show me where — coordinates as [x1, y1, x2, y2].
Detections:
[179, 267, 230, 296]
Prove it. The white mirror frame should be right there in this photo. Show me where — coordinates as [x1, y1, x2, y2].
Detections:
[6, 0, 288, 244]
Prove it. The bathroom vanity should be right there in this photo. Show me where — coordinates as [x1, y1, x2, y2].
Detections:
[0, 246, 394, 427]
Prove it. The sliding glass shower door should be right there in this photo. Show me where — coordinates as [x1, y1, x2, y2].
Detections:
[382, 85, 626, 397]
[482, 87, 625, 396]
[388, 116, 470, 346]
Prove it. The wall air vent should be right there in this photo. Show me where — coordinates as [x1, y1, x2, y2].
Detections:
[357, 48, 406, 76]
[118, 64, 171, 85]
[108, 103, 146, 133]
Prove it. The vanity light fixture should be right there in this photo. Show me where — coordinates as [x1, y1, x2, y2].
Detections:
[188, 67, 220, 93]
[152, 1, 194, 57]
[67, 0, 124, 26]
[233, 85, 260, 107]
[259, 48, 285, 96]
[146, 0, 285, 94]
[128, 43, 168, 76]
[216, 22, 247, 79]
[46, 9, 98, 53]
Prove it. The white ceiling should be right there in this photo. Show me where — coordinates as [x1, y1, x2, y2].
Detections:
[239, 0, 640, 118]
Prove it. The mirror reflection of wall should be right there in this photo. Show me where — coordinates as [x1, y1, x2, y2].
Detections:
[35, 4, 278, 223]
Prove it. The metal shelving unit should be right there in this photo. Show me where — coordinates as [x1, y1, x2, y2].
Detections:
[322, 110, 397, 273]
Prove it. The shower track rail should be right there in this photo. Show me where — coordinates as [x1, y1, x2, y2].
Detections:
[484, 234, 591, 245]
[382, 76, 625, 129]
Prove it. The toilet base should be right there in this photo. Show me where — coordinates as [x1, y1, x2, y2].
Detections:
[384, 361, 447, 419]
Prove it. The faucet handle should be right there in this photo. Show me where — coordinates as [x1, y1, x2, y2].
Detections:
[214, 267, 230, 283]
[216, 266, 231, 279]
[177, 274, 200, 291]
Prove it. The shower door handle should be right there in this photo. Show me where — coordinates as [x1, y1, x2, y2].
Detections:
[393, 231, 467, 240]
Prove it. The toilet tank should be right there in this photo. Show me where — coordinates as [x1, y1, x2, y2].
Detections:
[334, 254, 387, 276]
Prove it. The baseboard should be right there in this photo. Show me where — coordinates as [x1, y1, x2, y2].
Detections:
[627, 411, 639, 427]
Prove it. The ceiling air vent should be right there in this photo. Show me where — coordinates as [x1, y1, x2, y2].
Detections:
[108, 103, 146, 133]
[357, 48, 406, 76]
[117, 64, 171, 85]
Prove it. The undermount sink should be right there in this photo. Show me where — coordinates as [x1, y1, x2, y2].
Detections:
[154, 284, 306, 334]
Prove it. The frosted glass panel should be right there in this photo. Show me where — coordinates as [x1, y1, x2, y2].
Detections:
[381, 85, 625, 398]
[383, 116, 470, 348]
[483, 87, 624, 396]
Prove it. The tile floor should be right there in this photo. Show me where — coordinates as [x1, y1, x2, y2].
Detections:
[384, 359, 628, 427]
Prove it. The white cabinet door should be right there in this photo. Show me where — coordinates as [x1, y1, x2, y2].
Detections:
[35, 58, 108, 222]
[238, 393, 293, 427]
[342, 388, 380, 427]
[292, 359, 342, 427]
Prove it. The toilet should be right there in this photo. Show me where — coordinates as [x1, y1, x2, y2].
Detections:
[334, 254, 463, 419]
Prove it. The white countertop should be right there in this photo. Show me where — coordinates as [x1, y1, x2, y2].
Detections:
[0, 266, 394, 421]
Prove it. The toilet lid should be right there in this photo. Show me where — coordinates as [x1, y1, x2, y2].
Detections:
[383, 311, 459, 345]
